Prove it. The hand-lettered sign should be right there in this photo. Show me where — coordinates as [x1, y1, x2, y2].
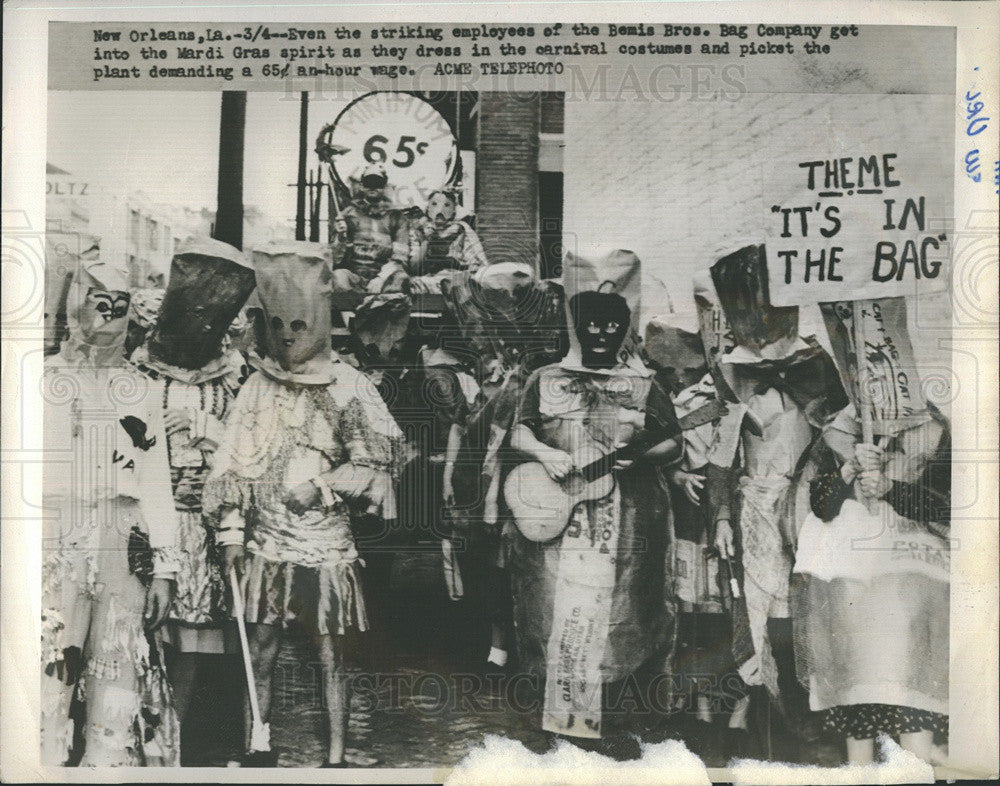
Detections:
[820, 297, 930, 433]
[764, 150, 951, 306]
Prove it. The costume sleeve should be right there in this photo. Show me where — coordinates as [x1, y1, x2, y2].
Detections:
[514, 369, 544, 433]
[188, 410, 225, 454]
[458, 225, 488, 271]
[406, 221, 427, 277]
[335, 372, 405, 479]
[390, 210, 413, 267]
[137, 393, 181, 578]
[200, 385, 258, 522]
[883, 427, 951, 533]
[645, 372, 682, 443]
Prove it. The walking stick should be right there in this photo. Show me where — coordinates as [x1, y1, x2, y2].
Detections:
[229, 565, 270, 753]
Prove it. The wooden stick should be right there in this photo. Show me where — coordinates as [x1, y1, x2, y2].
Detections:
[853, 300, 878, 513]
[229, 566, 267, 749]
[853, 300, 875, 445]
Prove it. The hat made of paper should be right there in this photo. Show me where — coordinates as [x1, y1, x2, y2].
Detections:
[473, 262, 535, 292]
[250, 241, 334, 375]
[645, 317, 706, 374]
[148, 236, 256, 369]
[79, 252, 130, 294]
[710, 244, 798, 353]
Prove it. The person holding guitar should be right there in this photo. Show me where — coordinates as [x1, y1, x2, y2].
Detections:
[506, 250, 682, 758]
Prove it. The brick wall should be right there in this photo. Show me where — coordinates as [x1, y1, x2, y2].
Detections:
[540, 92, 565, 135]
[476, 93, 540, 270]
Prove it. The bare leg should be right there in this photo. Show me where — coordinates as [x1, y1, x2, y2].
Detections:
[319, 634, 350, 765]
[167, 651, 199, 725]
[846, 736, 875, 764]
[490, 623, 506, 650]
[899, 729, 933, 761]
[728, 694, 750, 730]
[244, 623, 281, 752]
[696, 694, 713, 724]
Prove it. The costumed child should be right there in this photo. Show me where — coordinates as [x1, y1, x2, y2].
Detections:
[129, 237, 256, 760]
[41, 249, 180, 766]
[202, 242, 403, 767]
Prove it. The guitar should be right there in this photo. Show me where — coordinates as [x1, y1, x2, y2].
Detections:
[506, 398, 728, 543]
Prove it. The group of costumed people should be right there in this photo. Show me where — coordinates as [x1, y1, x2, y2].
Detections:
[41, 168, 950, 768]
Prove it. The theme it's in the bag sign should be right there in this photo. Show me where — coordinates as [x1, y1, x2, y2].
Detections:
[764, 149, 951, 306]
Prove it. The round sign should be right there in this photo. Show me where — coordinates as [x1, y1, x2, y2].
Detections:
[324, 92, 459, 210]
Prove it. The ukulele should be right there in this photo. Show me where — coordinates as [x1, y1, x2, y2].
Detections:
[506, 397, 727, 543]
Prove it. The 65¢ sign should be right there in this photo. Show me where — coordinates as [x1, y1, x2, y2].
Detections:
[326, 92, 459, 209]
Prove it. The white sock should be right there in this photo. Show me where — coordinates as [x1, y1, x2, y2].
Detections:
[487, 647, 508, 667]
[728, 695, 750, 730]
[696, 694, 712, 723]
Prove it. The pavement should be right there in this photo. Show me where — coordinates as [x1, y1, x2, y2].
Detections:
[179, 548, 844, 769]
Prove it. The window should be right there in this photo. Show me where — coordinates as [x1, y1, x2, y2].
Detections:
[128, 210, 140, 245]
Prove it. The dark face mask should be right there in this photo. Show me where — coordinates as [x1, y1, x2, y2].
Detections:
[569, 291, 631, 370]
[149, 254, 255, 370]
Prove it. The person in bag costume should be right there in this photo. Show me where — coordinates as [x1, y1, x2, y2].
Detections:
[706, 245, 847, 758]
[792, 298, 950, 764]
[644, 316, 743, 743]
[202, 242, 403, 767]
[41, 252, 180, 766]
[402, 189, 488, 293]
[129, 237, 256, 759]
[507, 249, 681, 755]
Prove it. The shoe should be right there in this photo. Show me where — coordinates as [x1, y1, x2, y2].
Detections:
[600, 734, 642, 761]
[240, 749, 279, 767]
[321, 760, 347, 768]
[481, 663, 508, 695]
[724, 728, 754, 761]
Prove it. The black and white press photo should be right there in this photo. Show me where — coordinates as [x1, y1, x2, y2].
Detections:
[2, 3, 997, 783]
